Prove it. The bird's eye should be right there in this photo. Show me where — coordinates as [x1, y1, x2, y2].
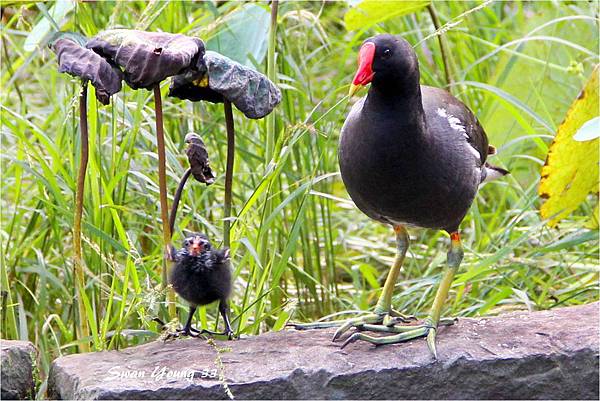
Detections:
[382, 49, 392, 58]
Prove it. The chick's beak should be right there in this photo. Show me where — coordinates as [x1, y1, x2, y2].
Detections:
[349, 42, 375, 96]
[188, 237, 204, 256]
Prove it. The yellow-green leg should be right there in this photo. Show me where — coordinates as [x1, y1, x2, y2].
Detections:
[289, 225, 416, 335]
[341, 232, 463, 358]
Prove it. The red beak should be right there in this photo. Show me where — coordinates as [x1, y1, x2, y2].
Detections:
[352, 42, 376, 87]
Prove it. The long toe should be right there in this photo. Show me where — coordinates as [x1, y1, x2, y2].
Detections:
[337, 315, 457, 357]
[180, 328, 199, 338]
[341, 333, 363, 349]
[389, 309, 417, 321]
[331, 313, 390, 341]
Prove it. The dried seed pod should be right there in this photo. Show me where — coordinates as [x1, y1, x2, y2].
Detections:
[185, 133, 215, 185]
[169, 51, 281, 119]
[86, 29, 206, 90]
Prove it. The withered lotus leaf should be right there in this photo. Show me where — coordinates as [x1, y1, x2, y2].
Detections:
[169, 51, 281, 119]
[50, 37, 123, 105]
[184, 133, 215, 185]
[86, 29, 206, 90]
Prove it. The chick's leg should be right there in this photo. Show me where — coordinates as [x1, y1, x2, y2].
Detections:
[220, 300, 235, 339]
[289, 225, 416, 336]
[181, 305, 200, 336]
[341, 232, 463, 358]
[198, 300, 235, 340]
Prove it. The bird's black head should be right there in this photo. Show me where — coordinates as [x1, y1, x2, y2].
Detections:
[181, 233, 211, 257]
[350, 34, 419, 96]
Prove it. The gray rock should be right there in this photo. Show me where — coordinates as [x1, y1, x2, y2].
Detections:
[1, 340, 36, 400]
[48, 303, 599, 400]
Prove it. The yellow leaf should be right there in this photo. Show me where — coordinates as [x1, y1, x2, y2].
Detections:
[586, 203, 599, 229]
[539, 65, 599, 227]
[344, 0, 430, 32]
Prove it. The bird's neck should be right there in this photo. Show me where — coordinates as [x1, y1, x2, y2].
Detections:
[365, 81, 427, 137]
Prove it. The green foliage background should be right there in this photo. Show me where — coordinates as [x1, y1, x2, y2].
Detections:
[1, 0, 598, 389]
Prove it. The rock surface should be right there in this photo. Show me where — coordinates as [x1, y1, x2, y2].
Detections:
[1, 340, 36, 400]
[48, 303, 599, 400]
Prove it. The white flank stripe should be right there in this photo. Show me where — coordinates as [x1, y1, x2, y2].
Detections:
[436, 107, 467, 137]
[467, 144, 481, 159]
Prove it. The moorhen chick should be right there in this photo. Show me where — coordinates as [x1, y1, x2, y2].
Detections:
[295, 34, 507, 357]
[166, 233, 234, 339]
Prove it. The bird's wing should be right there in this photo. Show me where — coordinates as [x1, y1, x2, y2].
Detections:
[214, 248, 230, 264]
[421, 86, 489, 165]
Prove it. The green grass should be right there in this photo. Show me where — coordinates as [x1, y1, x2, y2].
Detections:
[1, 0, 598, 392]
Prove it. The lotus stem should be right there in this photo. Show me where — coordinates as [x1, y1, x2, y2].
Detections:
[74, 81, 90, 352]
[223, 100, 235, 248]
[153, 84, 175, 317]
[169, 168, 192, 235]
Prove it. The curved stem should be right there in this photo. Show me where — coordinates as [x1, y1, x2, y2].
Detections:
[427, 4, 455, 88]
[169, 168, 192, 236]
[74, 82, 90, 352]
[153, 84, 175, 317]
[223, 100, 235, 248]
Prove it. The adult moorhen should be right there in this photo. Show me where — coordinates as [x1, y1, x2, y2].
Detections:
[295, 34, 507, 357]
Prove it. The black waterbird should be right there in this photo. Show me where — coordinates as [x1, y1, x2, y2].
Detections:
[293, 34, 508, 358]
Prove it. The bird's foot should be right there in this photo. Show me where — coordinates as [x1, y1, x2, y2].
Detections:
[153, 318, 202, 341]
[166, 326, 201, 340]
[288, 309, 416, 335]
[341, 316, 457, 358]
[197, 328, 236, 340]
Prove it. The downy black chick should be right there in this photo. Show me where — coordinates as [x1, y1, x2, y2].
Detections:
[168, 233, 234, 339]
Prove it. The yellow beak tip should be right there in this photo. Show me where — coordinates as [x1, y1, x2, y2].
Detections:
[348, 84, 361, 97]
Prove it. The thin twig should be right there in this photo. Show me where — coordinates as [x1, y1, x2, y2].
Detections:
[1, 35, 24, 104]
[223, 100, 235, 248]
[417, 0, 495, 47]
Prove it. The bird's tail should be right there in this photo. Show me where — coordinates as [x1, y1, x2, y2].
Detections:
[483, 163, 509, 182]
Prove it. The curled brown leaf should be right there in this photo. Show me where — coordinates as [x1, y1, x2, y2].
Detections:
[86, 29, 206, 90]
[51, 38, 123, 105]
[169, 51, 281, 119]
